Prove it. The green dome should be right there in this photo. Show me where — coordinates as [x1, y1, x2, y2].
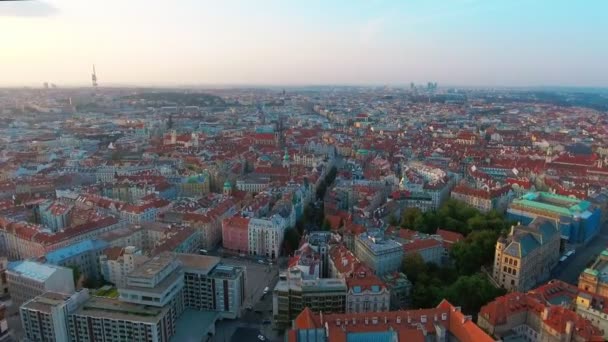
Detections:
[283, 153, 290, 161]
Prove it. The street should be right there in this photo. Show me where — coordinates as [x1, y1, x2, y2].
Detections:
[553, 222, 608, 284]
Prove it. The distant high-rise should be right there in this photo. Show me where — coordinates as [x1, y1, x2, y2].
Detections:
[91, 64, 98, 88]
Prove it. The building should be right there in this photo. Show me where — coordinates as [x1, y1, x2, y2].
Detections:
[381, 272, 412, 310]
[20, 290, 90, 342]
[99, 246, 147, 287]
[328, 244, 361, 279]
[578, 249, 608, 297]
[0, 257, 8, 297]
[45, 239, 109, 281]
[401, 238, 444, 265]
[38, 200, 73, 232]
[451, 184, 513, 213]
[493, 219, 560, 292]
[176, 253, 245, 319]
[354, 230, 403, 276]
[478, 290, 604, 342]
[68, 295, 177, 342]
[507, 192, 601, 244]
[273, 267, 347, 329]
[7, 261, 75, 306]
[346, 267, 390, 313]
[287, 299, 494, 342]
[248, 217, 286, 259]
[0, 303, 8, 341]
[221, 216, 250, 254]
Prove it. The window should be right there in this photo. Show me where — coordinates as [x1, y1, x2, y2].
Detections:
[514, 260, 518, 266]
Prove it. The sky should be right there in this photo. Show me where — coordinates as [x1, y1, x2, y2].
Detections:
[0, 0, 607, 87]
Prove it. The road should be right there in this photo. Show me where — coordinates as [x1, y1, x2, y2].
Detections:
[210, 255, 283, 342]
[553, 222, 608, 284]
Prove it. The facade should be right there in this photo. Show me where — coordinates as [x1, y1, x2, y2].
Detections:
[20, 290, 89, 342]
[7, 261, 75, 306]
[176, 253, 245, 319]
[578, 249, 608, 297]
[221, 216, 250, 254]
[493, 219, 560, 292]
[45, 239, 109, 281]
[99, 246, 146, 287]
[68, 295, 176, 342]
[401, 238, 444, 265]
[507, 192, 601, 244]
[478, 290, 603, 342]
[273, 267, 347, 329]
[287, 300, 494, 342]
[345, 268, 390, 313]
[354, 230, 403, 276]
[381, 272, 412, 310]
[248, 217, 286, 259]
[451, 184, 513, 213]
[0, 257, 8, 297]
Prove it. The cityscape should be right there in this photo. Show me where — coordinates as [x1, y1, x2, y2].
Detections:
[1, 1, 608, 342]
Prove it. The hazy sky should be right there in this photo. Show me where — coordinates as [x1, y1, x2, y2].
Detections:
[1, 0, 607, 87]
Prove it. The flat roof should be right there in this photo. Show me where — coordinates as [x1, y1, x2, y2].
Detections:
[170, 309, 219, 342]
[73, 296, 167, 324]
[8, 260, 63, 282]
[129, 252, 176, 279]
[122, 268, 183, 294]
[174, 253, 220, 275]
[21, 292, 72, 313]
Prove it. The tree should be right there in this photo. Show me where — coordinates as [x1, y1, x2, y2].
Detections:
[450, 230, 499, 275]
[443, 273, 506, 315]
[388, 214, 399, 227]
[402, 253, 427, 284]
[400, 207, 422, 228]
[282, 228, 301, 256]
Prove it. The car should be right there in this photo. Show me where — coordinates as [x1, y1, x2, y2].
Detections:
[239, 253, 246, 257]
[566, 250, 575, 257]
[258, 260, 265, 264]
[199, 249, 208, 255]
[246, 305, 253, 311]
[262, 319, 271, 325]
[258, 335, 266, 341]
[263, 286, 270, 294]
[559, 256, 567, 262]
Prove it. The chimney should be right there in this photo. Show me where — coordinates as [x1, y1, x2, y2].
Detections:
[542, 307, 549, 320]
[565, 320, 574, 337]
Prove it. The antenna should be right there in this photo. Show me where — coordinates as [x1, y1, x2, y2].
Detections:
[92, 64, 98, 88]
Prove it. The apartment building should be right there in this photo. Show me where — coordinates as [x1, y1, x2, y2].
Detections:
[20, 290, 89, 342]
[493, 219, 560, 292]
[7, 261, 75, 306]
[45, 239, 109, 281]
[99, 246, 147, 287]
[248, 217, 286, 259]
[176, 253, 245, 319]
[354, 230, 403, 276]
[273, 267, 347, 329]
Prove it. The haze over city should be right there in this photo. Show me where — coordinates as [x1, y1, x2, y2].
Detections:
[1, 0, 607, 87]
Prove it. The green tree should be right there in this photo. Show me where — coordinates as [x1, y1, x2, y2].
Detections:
[443, 273, 506, 315]
[451, 230, 499, 275]
[388, 214, 399, 227]
[402, 253, 427, 284]
[400, 207, 422, 228]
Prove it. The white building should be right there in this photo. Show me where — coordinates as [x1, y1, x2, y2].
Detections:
[20, 290, 89, 342]
[248, 216, 287, 259]
[99, 246, 146, 287]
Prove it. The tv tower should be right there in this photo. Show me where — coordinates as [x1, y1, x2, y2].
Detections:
[91, 65, 98, 88]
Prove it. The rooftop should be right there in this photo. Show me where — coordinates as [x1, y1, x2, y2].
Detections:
[73, 296, 167, 324]
[7, 260, 65, 282]
[128, 252, 176, 279]
[21, 291, 73, 313]
[175, 253, 221, 275]
[45, 239, 109, 264]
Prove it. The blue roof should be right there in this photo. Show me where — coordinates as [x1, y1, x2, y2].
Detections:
[46, 239, 108, 264]
[8, 260, 62, 282]
[353, 286, 362, 293]
[347, 331, 396, 342]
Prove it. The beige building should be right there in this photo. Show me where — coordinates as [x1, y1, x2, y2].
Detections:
[345, 268, 390, 313]
[273, 267, 346, 329]
[578, 249, 608, 297]
[493, 219, 560, 292]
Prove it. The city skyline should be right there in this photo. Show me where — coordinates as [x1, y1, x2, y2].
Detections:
[1, 0, 607, 87]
